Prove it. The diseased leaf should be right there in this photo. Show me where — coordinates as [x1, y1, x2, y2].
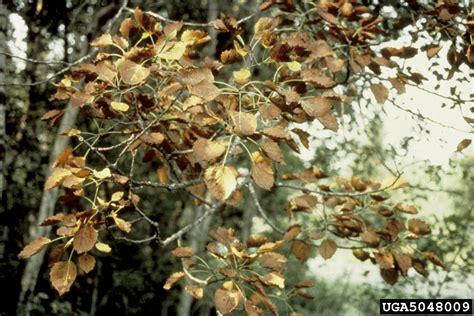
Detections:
[214, 288, 239, 315]
[283, 224, 301, 241]
[317, 114, 339, 132]
[204, 165, 237, 200]
[119, 60, 150, 85]
[394, 203, 418, 214]
[193, 138, 226, 162]
[18, 236, 51, 259]
[380, 268, 398, 285]
[319, 239, 337, 260]
[370, 83, 389, 104]
[423, 251, 446, 269]
[73, 226, 98, 254]
[301, 68, 336, 88]
[171, 246, 194, 258]
[78, 253, 96, 273]
[50, 261, 77, 295]
[456, 139, 471, 152]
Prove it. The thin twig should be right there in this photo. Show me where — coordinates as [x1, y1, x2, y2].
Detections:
[248, 182, 285, 234]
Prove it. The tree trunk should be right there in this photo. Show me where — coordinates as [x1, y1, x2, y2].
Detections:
[16, 103, 79, 314]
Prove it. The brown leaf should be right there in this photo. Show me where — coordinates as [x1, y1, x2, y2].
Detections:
[18, 236, 51, 259]
[301, 68, 336, 88]
[380, 268, 398, 285]
[78, 253, 96, 273]
[44, 167, 73, 191]
[91, 33, 114, 47]
[119, 60, 150, 85]
[456, 139, 472, 152]
[214, 288, 239, 315]
[308, 231, 325, 240]
[426, 45, 441, 59]
[251, 152, 274, 190]
[50, 261, 77, 295]
[423, 251, 446, 269]
[230, 111, 257, 136]
[204, 165, 237, 200]
[395, 253, 412, 275]
[360, 230, 380, 247]
[163, 271, 185, 290]
[370, 83, 389, 104]
[292, 240, 312, 262]
[262, 272, 285, 289]
[388, 77, 406, 94]
[171, 246, 194, 258]
[259, 252, 287, 273]
[374, 251, 395, 269]
[317, 114, 339, 132]
[185, 284, 204, 299]
[394, 203, 418, 214]
[40, 213, 65, 226]
[188, 80, 220, 101]
[260, 139, 284, 163]
[283, 224, 301, 241]
[73, 225, 98, 254]
[193, 138, 226, 162]
[319, 239, 337, 260]
[408, 219, 431, 235]
[302, 96, 331, 118]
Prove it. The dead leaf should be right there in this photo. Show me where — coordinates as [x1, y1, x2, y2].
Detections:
[292, 239, 312, 262]
[18, 236, 51, 259]
[408, 219, 431, 235]
[370, 83, 389, 104]
[204, 165, 237, 200]
[214, 288, 239, 315]
[456, 139, 471, 152]
[319, 239, 337, 260]
[171, 246, 194, 258]
[163, 271, 186, 290]
[185, 284, 204, 299]
[251, 152, 274, 190]
[50, 261, 77, 295]
[73, 226, 98, 254]
[44, 168, 72, 191]
[230, 111, 257, 136]
[260, 139, 284, 163]
[78, 253, 96, 273]
[302, 96, 332, 118]
[119, 60, 150, 85]
[193, 138, 226, 162]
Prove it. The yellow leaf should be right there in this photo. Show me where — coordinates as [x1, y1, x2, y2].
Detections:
[233, 68, 251, 85]
[181, 30, 210, 45]
[193, 138, 226, 162]
[158, 41, 186, 60]
[95, 242, 112, 253]
[286, 61, 301, 72]
[110, 101, 130, 112]
[163, 271, 185, 290]
[93, 168, 112, 180]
